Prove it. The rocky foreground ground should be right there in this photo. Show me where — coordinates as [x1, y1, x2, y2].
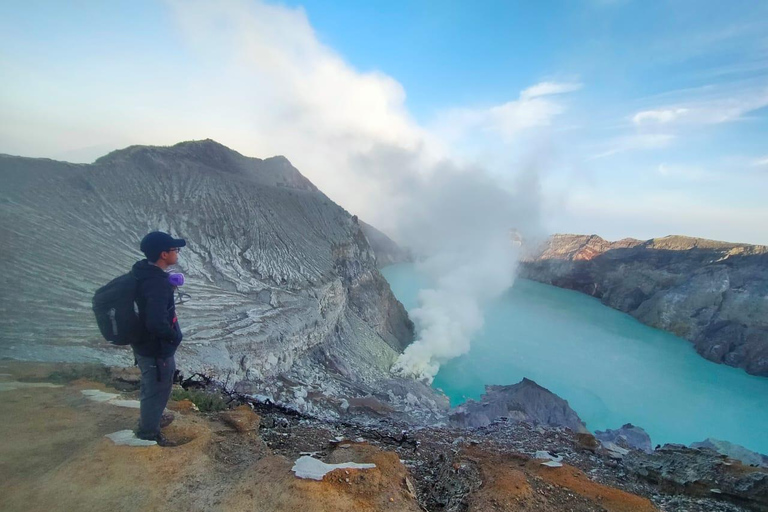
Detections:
[2, 361, 766, 512]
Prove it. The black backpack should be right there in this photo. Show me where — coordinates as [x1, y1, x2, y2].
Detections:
[92, 272, 141, 346]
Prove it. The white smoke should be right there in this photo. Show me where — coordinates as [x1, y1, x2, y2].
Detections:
[167, 1, 557, 382]
[353, 147, 542, 382]
[393, 241, 517, 382]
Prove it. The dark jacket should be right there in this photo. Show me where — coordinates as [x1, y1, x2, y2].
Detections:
[130, 259, 182, 358]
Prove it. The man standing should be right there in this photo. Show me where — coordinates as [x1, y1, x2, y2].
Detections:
[132, 231, 186, 445]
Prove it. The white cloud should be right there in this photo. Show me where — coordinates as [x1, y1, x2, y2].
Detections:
[632, 108, 689, 125]
[433, 81, 581, 144]
[156, 0, 454, 219]
[590, 133, 675, 159]
[631, 87, 768, 126]
[520, 81, 583, 100]
[750, 156, 768, 167]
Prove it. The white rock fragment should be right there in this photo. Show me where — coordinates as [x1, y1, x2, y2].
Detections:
[291, 455, 375, 481]
[105, 430, 157, 447]
[0, 381, 63, 392]
[108, 399, 141, 409]
[534, 451, 563, 462]
[602, 442, 630, 459]
[541, 460, 564, 468]
[81, 389, 120, 402]
[81, 389, 140, 408]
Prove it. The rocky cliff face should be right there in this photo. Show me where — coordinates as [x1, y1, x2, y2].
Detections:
[520, 234, 768, 376]
[359, 220, 412, 268]
[0, 140, 446, 420]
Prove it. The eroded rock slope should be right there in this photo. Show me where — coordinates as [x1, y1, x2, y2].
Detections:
[0, 140, 444, 419]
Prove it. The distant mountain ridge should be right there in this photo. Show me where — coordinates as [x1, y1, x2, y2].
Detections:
[0, 139, 445, 421]
[531, 233, 767, 261]
[521, 233, 768, 376]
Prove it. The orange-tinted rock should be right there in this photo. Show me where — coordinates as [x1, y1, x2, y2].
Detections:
[526, 458, 657, 512]
[168, 399, 199, 413]
[220, 405, 261, 432]
[575, 432, 600, 453]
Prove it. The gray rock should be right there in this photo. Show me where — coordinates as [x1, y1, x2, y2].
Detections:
[595, 423, 653, 453]
[692, 438, 768, 469]
[520, 234, 768, 376]
[448, 378, 587, 432]
[626, 443, 768, 511]
[0, 140, 447, 421]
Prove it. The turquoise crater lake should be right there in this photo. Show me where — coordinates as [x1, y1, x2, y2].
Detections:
[382, 263, 768, 455]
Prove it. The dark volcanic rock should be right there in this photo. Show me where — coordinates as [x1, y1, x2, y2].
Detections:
[626, 443, 768, 511]
[448, 378, 587, 432]
[520, 234, 768, 376]
[595, 423, 653, 453]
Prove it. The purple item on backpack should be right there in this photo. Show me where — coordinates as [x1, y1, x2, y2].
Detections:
[168, 273, 185, 287]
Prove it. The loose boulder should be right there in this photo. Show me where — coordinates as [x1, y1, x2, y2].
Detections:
[449, 378, 587, 432]
[595, 423, 653, 453]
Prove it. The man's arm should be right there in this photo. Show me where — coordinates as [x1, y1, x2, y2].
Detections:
[143, 279, 177, 342]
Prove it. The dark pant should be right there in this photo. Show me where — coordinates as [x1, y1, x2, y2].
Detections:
[135, 353, 175, 438]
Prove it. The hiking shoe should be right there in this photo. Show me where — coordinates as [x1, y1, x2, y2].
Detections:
[135, 431, 177, 447]
[160, 411, 175, 428]
[153, 433, 177, 447]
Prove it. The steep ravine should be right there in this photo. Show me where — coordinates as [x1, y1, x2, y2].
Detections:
[520, 234, 768, 376]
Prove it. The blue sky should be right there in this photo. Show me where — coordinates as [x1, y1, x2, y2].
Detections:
[1, 0, 767, 243]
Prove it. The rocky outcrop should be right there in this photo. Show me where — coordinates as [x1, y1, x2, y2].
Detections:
[626, 444, 768, 511]
[0, 140, 446, 420]
[595, 423, 653, 454]
[449, 378, 587, 432]
[692, 439, 768, 468]
[520, 234, 768, 376]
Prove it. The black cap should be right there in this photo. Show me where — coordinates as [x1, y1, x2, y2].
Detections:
[140, 231, 187, 261]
